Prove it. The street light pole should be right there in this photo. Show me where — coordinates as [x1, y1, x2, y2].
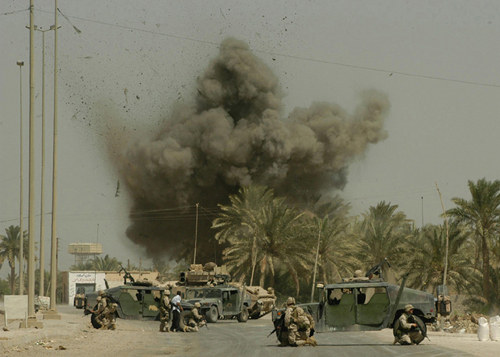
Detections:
[16, 60, 25, 296]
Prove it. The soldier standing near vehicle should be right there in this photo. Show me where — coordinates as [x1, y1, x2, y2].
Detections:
[395, 304, 424, 345]
[170, 291, 184, 332]
[283, 297, 316, 347]
[159, 290, 171, 332]
[183, 302, 206, 332]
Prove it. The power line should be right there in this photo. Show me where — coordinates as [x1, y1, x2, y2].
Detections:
[0, 7, 28, 16]
[34, 8, 500, 89]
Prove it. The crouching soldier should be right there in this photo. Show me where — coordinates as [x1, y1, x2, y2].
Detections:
[101, 303, 118, 330]
[283, 297, 316, 347]
[94, 291, 110, 329]
[395, 304, 424, 345]
[183, 302, 206, 332]
[159, 290, 171, 332]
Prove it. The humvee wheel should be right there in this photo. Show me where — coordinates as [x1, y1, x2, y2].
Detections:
[205, 306, 218, 323]
[178, 311, 191, 331]
[392, 315, 427, 345]
[237, 307, 249, 323]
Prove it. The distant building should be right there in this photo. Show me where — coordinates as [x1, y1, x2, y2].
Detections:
[62, 270, 160, 305]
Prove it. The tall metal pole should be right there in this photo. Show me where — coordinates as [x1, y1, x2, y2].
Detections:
[17, 60, 25, 296]
[27, 0, 36, 319]
[49, 0, 59, 312]
[193, 203, 199, 264]
[310, 218, 321, 303]
[35, 27, 51, 297]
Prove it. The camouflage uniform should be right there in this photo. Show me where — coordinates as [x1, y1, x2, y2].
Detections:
[100, 303, 117, 330]
[183, 303, 206, 332]
[159, 290, 171, 332]
[283, 297, 316, 347]
[95, 292, 111, 329]
[396, 304, 423, 345]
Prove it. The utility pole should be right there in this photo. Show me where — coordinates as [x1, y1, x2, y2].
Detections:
[435, 182, 450, 331]
[35, 25, 56, 297]
[193, 203, 199, 264]
[17, 60, 25, 296]
[310, 217, 322, 303]
[47, 0, 61, 319]
[27, 0, 37, 326]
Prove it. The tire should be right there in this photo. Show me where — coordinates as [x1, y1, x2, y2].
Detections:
[205, 305, 218, 323]
[237, 307, 249, 323]
[178, 311, 191, 331]
[393, 315, 427, 345]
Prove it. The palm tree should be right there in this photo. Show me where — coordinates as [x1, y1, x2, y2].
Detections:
[402, 222, 472, 293]
[310, 214, 358, 285]
[213, 185, 275, 285]
[354, 201, 413, 281]
[0, 225, 28, 294]
[91, 255, 122, 271]
[446, 178, 500, 304]
[253, 198, 308, 293]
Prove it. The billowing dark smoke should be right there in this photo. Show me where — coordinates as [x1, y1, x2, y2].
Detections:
[122, 38, 389, 261]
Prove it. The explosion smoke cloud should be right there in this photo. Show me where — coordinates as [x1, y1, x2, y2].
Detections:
[122, 38, 390, 261]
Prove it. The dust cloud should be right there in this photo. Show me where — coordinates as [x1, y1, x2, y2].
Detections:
[120, 38, 390, 261]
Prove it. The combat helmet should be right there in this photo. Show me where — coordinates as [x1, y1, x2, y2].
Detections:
[404, 304, 414, 312]
[286, 297, 295, 306]
[194, 302, 201, 308]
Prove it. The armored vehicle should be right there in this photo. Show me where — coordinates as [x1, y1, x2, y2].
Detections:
[84, 267, 165, 327]
[176, 262, 276, 319]
[181, 284, 252, 323]
[271, 259, 449, 343]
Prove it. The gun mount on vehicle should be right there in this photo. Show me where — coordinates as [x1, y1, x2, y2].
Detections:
[84, 267, 166, 327]
[270, 258, 450, 343]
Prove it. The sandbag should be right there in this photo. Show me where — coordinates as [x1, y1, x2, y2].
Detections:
[477, 316, 489, 341]
[489, 315, 500, 342]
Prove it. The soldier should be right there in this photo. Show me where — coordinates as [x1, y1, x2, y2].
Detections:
[101, 303, 118, 330]
[159, 290, 171, 332]
[395, 304, 424, 345]
[183, 302, 206, 332]
[93, 290, 109, 328]
[283, 297, 316, 347]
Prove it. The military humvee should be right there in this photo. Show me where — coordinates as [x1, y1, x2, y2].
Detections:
[84, 268, 165, 328]
[181, 285, 252, 323]
[271, 260, 449, 342]
[176, 262, 276, 320]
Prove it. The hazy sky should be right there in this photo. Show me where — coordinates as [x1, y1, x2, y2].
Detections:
[1, 1, 499, 277]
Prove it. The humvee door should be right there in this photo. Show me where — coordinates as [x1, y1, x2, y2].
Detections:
[324, 286, 390, 329]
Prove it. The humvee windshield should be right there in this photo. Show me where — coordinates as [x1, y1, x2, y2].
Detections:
[186, 289, 222, 300]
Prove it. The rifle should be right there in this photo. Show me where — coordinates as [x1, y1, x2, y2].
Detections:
[365, 257, 392, 280]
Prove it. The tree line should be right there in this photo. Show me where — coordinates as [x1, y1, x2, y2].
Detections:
[211, 178, 500, 314]
[2, 178, 499, 314]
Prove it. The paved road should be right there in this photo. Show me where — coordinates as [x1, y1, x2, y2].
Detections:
[20, 306, 473, 357]
[154, 318, 474, 357]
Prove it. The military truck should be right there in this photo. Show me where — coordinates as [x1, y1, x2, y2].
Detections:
[176, 262, 276, 320]
[180, 284, 252, 323]
[270, 259, 450, 343]
[84, 267, 165, 328]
